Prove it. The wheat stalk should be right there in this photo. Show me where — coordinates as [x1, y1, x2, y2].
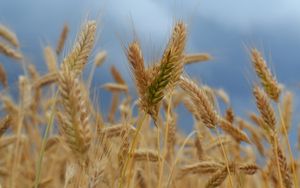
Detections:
[280, 91, 293, 134]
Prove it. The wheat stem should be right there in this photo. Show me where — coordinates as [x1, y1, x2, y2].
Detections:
[9, 80, 26, 188]
[119, 112, 147, 188]
[277, 103, 298, 188]
[158, 94, 173, 188]
[87, 58, 97, 90]
[166, 131, 196, 188]
[34, 91, 58, 188]
[273, 134, 285, 188]
[213, 127, 234, 188]
[156, 119, 162, 188]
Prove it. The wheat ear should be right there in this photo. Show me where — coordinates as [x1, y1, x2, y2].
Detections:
[127, 41, 148, 98]
[253, 86, 276, 133]
[251, 49, 281, 102]
[56, 23, 69, 55]
[145, 22, 186, 119]
[0, 63, 8, 87]
[219, 118, 250, 143]
[180, 76, 218, 128]
[277, 146, 293, 188]
[238, 163, 259, 175]
[0, 42, 22, 60]
[44, 46, 58, 72]
[184, 53, 212, 65]
[58, 70, 91, 157]
[205, 166, 229, 188]
[178, 161, 223, 178]
[0, 24, 19, 48]
[61, 21, 96, 74]
[0, 115, 11, 137]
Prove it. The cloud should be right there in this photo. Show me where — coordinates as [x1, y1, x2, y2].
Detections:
[206, 1, 299, 26]
[155, 0, 300, 31]
[104, 0, 173, 41]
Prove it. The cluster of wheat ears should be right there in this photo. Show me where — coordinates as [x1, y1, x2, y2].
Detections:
[0, 19, 298, 188]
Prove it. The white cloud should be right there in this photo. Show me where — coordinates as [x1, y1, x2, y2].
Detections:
[104, 0, 173, 41]
[155, 0, 300, 31]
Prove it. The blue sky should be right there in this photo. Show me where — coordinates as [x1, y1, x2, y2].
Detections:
[1, 0, 300, 142]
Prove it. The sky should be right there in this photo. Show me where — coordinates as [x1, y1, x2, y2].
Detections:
[1, 0, 300, 143]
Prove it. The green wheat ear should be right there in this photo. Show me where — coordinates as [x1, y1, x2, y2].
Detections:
[144, 22, 186, 120]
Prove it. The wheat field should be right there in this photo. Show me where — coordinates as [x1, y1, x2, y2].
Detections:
[0, 19, 298, 188]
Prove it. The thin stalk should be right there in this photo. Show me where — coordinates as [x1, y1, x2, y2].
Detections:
[10, 110, 24, 188]
[166, 131, 196, 188]
[119, 112, 147, 188]
[213, 97, 234, 188]
[272, 134, 284, 188]
[213, 127, 234, 188]
[87, 61, 96, 90]
[158, 94, 172, 188]
[156, 120, 162, 188]
[34, 91, 58, 188]
[277, 103, 298, 188]
[10, 57, 28, 187]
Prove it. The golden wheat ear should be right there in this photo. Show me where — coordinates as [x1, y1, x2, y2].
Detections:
[205, 166, 229, 188]
[184, 53, 212, 65]
[143, 21, 186, 119]
[56, 23, 69, 55]
[180, 76, 218, 128]
[178, 161, 223, 178]
[44, 46, 58, 73]
[251, 49, 281, 102]
[238, 163, 259, 175]
[219, 118, 250, 143]
[0, 24, 19, 48]
[58, 71, 91, 157]
[0, 42, 22, 60]
[94, 51, 107, 67]
[127, 41, 148, 99]
[126, 40, 153, 119]
[111, 65, 126, 85]
[131, 149, 161, 162]
[0, 63, 8, 87]
[276, 145, 293, 188]
[61, 21, 96, 74]
[56, 21, 96, 159]
[0, 115, 12, 137]
[252, 85, 276, 134]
